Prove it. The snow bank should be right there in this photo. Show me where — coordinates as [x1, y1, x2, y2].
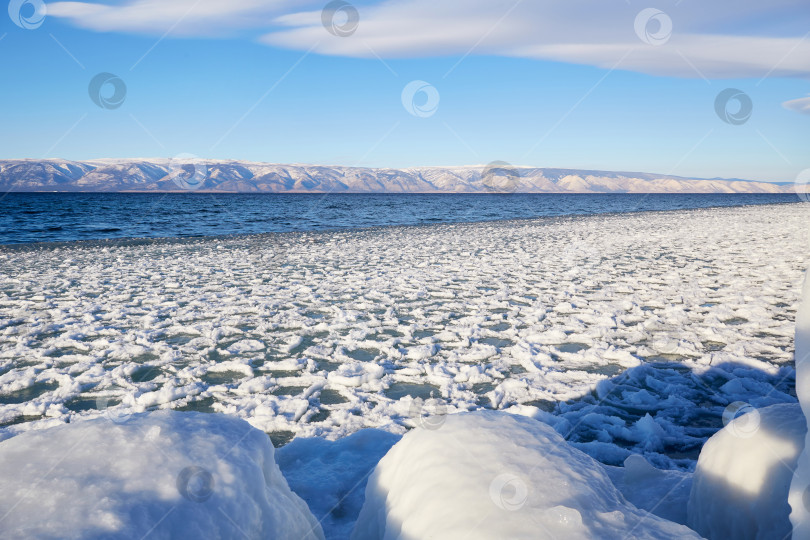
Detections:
[687, 403, 805, 539]
[791, 269, 810, 536]
[0, 410, 324, 539]
[351, 411, 699, 539]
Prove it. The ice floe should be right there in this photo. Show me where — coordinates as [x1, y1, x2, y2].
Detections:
[0, 203, 806, 476]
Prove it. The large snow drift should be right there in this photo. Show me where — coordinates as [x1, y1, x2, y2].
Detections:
[351, 411, 700, 539]
[688, 403, 805, 539]
[791, 269, 810, 536]
[0, 410, 324, 539]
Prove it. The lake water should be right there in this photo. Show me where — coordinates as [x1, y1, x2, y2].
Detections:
[0, 192, 800, 244]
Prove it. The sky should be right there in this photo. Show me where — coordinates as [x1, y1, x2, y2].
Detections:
[0, 0, 808, 182]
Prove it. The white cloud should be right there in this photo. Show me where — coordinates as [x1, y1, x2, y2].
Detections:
[47, 0, 810, 79]
[783, 96, 810, 114]
[262, 0, 810, 79]
[47, 0, 300, 36]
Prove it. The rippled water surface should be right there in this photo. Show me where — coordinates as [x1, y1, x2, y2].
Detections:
[0, 192, 799, 244]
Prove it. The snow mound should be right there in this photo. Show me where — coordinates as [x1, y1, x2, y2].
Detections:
[351, 411, 699, 539]
[791, 269, 810, 536]
[688, 403, 805, 539]
[0, 410, 324, 539]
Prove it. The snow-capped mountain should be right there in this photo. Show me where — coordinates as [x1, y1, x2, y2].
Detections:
[0, 158, 793, 194]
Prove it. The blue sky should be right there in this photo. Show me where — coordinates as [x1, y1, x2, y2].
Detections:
[0, 0, 808, 182]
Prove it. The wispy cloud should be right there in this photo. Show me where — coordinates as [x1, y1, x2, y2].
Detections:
[47, 0, 810, 79]
[48, 0, 302, 36]
[783, 95, 810, 114]
[262, 0, 810, 79]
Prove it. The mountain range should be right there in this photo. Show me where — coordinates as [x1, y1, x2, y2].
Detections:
[0, 158, 793, 194]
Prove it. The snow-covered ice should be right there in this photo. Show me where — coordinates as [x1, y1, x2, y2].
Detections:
[791, 267, 810, 536]
[688, 403, 805, 539]
[0, 200, 809, 538]
[0, 203, 806, 476]
[351, 411, 701, 539]
[0, 410, 323, 539]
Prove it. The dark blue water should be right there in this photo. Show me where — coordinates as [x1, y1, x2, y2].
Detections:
[0, 192, 800, 245]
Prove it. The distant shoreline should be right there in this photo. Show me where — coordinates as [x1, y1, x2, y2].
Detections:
[0, 159, 794, 194]
[3, 190, 798, 195]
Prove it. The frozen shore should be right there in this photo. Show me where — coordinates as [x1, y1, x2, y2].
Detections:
[1, 203, 807, 471]
[0, 202, 809, 537]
